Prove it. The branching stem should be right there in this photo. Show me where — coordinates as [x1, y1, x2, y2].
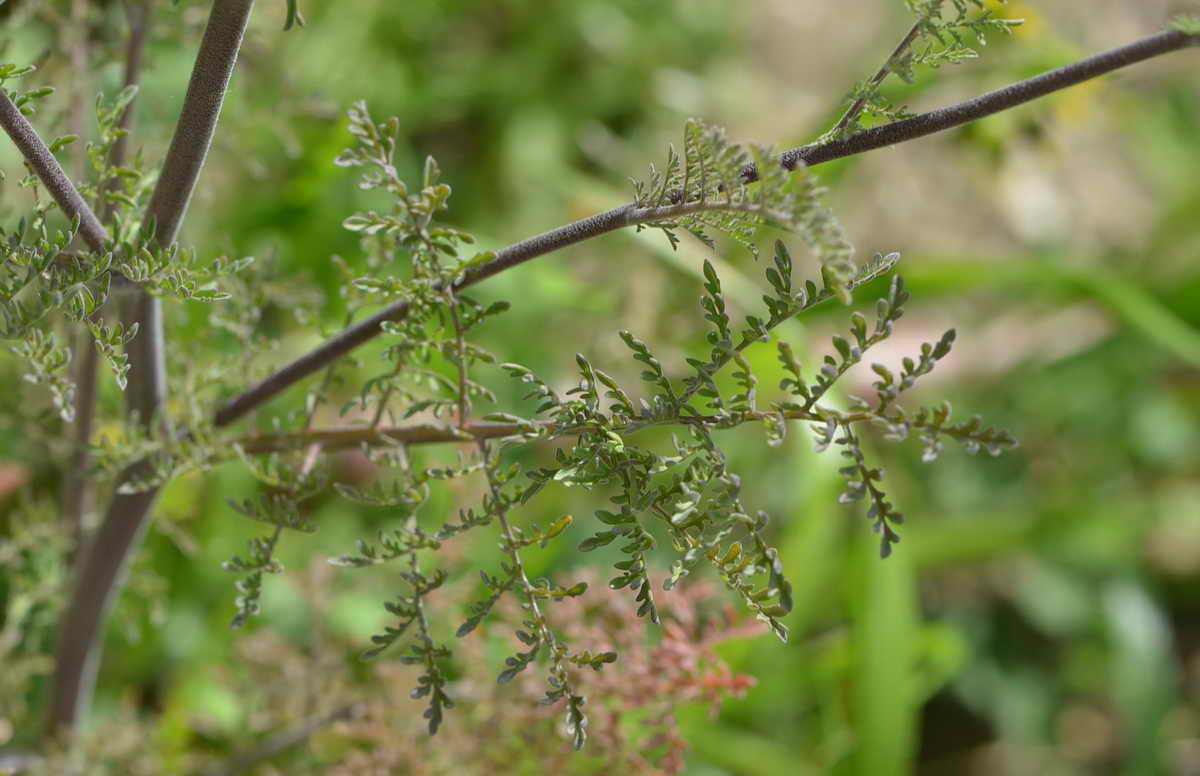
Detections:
[213, 28, 1197, 430]
[476, 440, 571, 700]
[774, 28, 1197, 172]
[824, 21, 922, 141]
[0, 94, 109, 251]
[98, 0, 153, 221]
[234, 405, 969, 455]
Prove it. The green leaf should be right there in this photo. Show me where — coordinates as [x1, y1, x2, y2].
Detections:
[578, 531, 617, 552]
[48, 134, 78, 154]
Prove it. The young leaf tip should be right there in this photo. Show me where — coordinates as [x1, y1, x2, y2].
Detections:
[1169, 15, 1200, 36]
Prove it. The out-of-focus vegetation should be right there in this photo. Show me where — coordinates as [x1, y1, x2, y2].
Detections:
[2, 1, 1199, 773]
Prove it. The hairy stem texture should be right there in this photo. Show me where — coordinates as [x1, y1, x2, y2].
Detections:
[0, 94, 109, 251]
[213, 205, 638, 425]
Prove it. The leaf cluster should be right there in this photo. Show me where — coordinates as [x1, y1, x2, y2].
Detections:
[632, 120, 857, 298]
[19, 93, 1016, 754]
[819, 0, 1022, 143]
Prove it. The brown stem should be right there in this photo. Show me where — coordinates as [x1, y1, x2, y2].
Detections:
[239, 421, 540, 454]
[64, 0, 154, 573]
[62, 334, 98, 566]
[774, 28, 1198, 172]
[143, 0, 253, 248]
[46, 0, 256, 735]
[0, 94, 109, 252]
[446, 288, 471, 428]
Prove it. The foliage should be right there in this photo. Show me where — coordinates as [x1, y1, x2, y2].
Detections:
[1169, 14, 1200, 35]
[199, 96, 1013, 743]
[0, 65, 247, 412]
[819, 0, 1022, 143]
[9, 0, 1016, 753]
[0, 498, 66, 729]
[1, 0, 1195, 773]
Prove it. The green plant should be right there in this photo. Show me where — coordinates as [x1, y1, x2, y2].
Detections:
[0, 0, 1196, 770]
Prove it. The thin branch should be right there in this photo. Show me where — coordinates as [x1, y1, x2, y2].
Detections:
[61, 0, 98, 562]
[239, 421, 540, 454]
[213, 28, 1197, 431]
[47, 0, 256, 736]
[143, 0, 253, 248]
[206, 704, 362, 776]
[213, 205, 638, 426]
[62, 336, 98, 566]
[446, 288, 471, 428]
[773, 28, 1198, 173]
[232, 403, 915, 456]
[0, 94, 109, 252]
[824, 21, 922, 141]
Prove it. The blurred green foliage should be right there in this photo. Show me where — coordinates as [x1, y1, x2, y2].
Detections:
[2, 1, 1199, 774]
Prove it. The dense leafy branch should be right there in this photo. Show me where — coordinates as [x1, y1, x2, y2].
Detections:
[0, 0, 1191, 759]
[820, 1, 1024, 144]
[823, 21, 924, 143]
[214, 27, 1198, 429]
[135, 14, 1195, 762]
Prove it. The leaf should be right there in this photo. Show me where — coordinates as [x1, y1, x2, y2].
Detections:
[48, 134, 78, 154]
[578, 531, 617, 552]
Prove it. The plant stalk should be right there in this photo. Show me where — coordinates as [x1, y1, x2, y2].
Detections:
[0, 95, 109, 250]
[64, 0, 154, 568]
[214, 28, 1197, 429]
[775, 28, 1197, 172]
[46, 0, 256, 735]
